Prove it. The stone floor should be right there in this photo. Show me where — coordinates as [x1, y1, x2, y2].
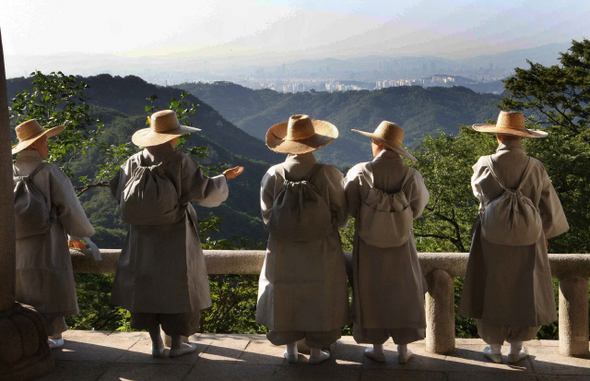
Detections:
[35, 331, 590, 381]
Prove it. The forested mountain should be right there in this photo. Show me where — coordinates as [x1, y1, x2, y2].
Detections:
[7, 74, 504, 246]
[175, 82, 503, 166]
[7, 74, 276, 247]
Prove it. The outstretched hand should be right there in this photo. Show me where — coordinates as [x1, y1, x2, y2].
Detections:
[69, 240, 86, 249]
[223, 166, 245, 179]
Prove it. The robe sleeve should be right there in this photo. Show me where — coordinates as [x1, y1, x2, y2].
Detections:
[260, 170, 277, 226]
[49, 166, 95, 239]
[181, 156, 228, 208]
[538, 165, 569, 239]
[405, 169, 429, 219]
[344, 164, 364, 218]
[471, 157, 487, 202]
[323, 165, 348, 229]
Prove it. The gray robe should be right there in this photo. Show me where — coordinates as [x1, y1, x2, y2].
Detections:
[256, 153, 351, 332]
[14, 150, 95, 317]
[459, 140, 569, 327]
[344, 150, 429, 329]
[110, 143, 228, 334]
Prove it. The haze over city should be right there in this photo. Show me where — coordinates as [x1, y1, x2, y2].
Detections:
[1, 0, 589, 87]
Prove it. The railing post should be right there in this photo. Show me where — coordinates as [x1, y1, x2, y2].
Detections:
[425, 269, 455, 354]
[558, 276, 589, 356]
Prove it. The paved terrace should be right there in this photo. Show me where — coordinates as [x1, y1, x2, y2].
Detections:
[40, 331, 590, 381]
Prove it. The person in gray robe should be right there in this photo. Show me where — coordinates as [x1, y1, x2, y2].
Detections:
[12, 119, 96, 349]
[256, 115, 350, 364]
[459, 111, 569, 364]
[110, 110, 244, 358]
[344, 121, 429, 364]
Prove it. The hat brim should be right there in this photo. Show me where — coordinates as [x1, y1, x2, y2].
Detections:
[131, 125, 201, 147]
[266, 120, 338, 154]
[472, 124, 548, 138]
[12, 125, 65, 155]
[352, 129, 417, 162]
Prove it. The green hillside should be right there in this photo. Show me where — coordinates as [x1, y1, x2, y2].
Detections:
[176, 82, 502, 166]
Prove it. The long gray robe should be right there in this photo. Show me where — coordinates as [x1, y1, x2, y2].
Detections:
[459, 140, 569, 327]
[344, 150, 429, 330]
[110, 143, 228, 334]
[256, 153, 350, 332]
[14, 150, 95, 317]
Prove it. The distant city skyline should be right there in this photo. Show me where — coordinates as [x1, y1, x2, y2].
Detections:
[1, 0, 589, 82]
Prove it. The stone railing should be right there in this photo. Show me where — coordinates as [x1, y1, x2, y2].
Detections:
[70, 249, 590, 357]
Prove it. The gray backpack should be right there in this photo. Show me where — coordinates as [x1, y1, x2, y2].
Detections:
[358, 163, 414, 248]
[267, 164, 333, 242]
[13, 163, 55, 239]
[119, 159, 182, 226]
[480, 156, 542, 246]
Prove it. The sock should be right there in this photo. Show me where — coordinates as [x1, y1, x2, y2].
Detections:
[373, 344, 384, 355]
[286, 342, 297, 356]
[490, 344, 502, 355]
[510, 341, 523, 355]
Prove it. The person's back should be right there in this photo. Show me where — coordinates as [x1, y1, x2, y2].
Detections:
[256, 114, 349, 365]
[459, 111, 569, 365]
[344, 121, 428, 364]
[12, 119, 95, 350]
[110, 110, 244, 358]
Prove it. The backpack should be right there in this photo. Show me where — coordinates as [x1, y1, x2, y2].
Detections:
[267, 164, 333, 242]
[480, 156, 542, 246]
[13, 163, 56, 239]
[357, 163, 414, 248]
[119, 158, 182, 226]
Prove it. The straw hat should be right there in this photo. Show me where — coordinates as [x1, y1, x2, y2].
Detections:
[472, 111, 547, 138]
[266, 114, 338, 154]
[12, 119, 65, 155]
[352, 121, 416, 162]
[132, 110, 201, 147]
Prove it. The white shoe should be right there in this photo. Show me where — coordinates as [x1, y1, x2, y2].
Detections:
[284, 350, 298, 363]
[169, 343, 197, 358]
[508, 347, 527, 364]
[398, 348, 413, 364]
[483, 346, 503, 363]
[364, 347, 386, 362]
[48, 338, 64, 349]
[308, 350, 330, 365]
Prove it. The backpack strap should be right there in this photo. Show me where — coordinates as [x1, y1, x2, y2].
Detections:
[486, 156, 532, 192]
[13, 163, 46, 179]
[485, 156, 509, 192]
[515, 157, 534, 192]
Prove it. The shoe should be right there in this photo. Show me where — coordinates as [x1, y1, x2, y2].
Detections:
[364, 347, 386, 362]
[169, 343, 197, 358]
[308, 350, 330, 365]
[284, 350, 298, 363]
[508, 347, 527, 364]
[483, 346, 502, 363]
[397, 348, 413, 364]
[48, 338, 64, 349]
[151, 346, 165, 358]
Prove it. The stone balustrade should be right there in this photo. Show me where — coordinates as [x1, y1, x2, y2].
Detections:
[70, 249, 590, 357]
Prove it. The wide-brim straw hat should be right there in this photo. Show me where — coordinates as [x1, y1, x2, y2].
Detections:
[132, 109, 201, 147]
[266, 114, 338, 154]
[12, 119, 65, 155]
[472, 111, 547, 138]
[352, 121, 417, 162]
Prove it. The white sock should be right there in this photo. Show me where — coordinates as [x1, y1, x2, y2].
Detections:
[286, 342, 297, 356]
[373, 344, 384, 355]
[490, 344, 502, 355]
[510, 341, 523, 355]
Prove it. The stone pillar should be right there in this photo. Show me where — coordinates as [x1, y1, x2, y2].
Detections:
[425, 269, 455, 354]
[0, 28, 15, 311]
[558, 276, 589, 356]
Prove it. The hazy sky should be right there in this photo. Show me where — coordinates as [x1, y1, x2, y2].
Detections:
[1, 0, 589, 78]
